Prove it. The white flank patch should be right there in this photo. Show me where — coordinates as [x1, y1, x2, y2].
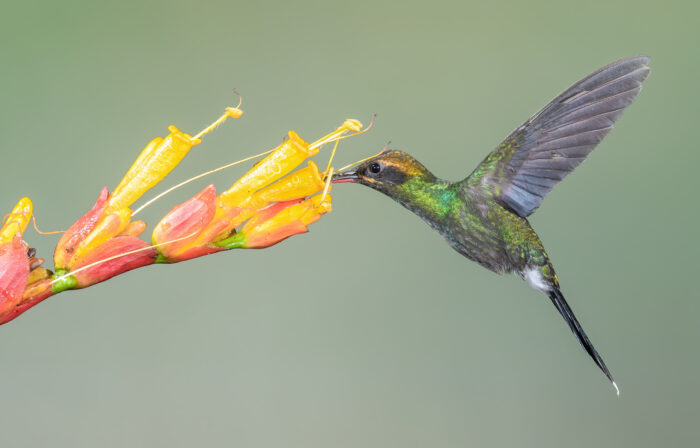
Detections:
[522, 268, 549, 293]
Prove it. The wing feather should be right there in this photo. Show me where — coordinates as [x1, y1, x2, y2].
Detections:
[468, 56, 650, 217]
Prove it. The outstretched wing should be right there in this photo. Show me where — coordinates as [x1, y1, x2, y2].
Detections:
[467, 56, 650, 217]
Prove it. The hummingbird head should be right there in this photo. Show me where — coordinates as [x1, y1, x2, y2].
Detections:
[332, 150, 437, 197]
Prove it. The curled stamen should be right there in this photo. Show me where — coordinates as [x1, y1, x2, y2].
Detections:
[2, 212, 64, 236]
[30, 214, 64, 235]
[233, 89, 243, 109]
[353, 114, 376, 135]
[191, 91, 245, 141]
[337, 140, 390, 173]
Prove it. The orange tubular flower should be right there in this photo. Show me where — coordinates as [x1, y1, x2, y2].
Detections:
[218, 160, 330, 234]
[151, 184, 227, 262]
[214, 194, 332, 250]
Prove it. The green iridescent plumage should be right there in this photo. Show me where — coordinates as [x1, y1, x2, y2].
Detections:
[333, 56, 651, 392]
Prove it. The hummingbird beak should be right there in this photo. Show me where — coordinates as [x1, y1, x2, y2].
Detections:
[331, 170, 359, 184]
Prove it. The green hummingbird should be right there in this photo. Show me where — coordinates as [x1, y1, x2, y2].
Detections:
[333, 56, 650, 393]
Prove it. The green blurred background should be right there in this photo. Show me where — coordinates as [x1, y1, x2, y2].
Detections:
[1, 0, 698, 446]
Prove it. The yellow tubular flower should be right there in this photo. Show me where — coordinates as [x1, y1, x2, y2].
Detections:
[246, 161, 327, 209]
[218, 119, 362, 209]
[106, 126, 201, 213]
[0, 197, 32, 243]
[223, 160, 328, 229]
[218, 131, 312, 208]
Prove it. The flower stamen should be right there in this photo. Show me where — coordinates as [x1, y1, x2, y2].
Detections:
[321, 167, 333, 204]
[2, 212, 65, 236]
[191, 91, 244, 141]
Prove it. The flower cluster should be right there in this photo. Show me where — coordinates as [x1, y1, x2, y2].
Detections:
[51, 123, 204, 292]
[0, 103, 366, 325]
[152, 120, 362, 262]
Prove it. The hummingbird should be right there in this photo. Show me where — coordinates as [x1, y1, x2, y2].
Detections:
[333, 56, 650, 393]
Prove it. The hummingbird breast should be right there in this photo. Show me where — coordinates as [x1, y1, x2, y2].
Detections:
[387, 177, 547, 276]
[429, 184, 544, 275]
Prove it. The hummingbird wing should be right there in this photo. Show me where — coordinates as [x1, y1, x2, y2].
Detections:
[467, 56, 650, 217]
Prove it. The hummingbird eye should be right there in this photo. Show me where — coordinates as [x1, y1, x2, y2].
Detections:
[368, 162, 382, 174]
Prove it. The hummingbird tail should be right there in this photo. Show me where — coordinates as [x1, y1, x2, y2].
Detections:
[547, 287, 617, 391]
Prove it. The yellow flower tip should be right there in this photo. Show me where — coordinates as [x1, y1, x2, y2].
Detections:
[286, 131, 313, 155]
[341, 119, 363, 133]
[225, 107, 244, 119]
[0, 197, 33, 243]
[306, 161, 328, 191]
[307, 160, 321, 176]
[167, 125, 201, 146]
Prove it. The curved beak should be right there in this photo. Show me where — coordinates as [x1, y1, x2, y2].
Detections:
[331, 170, 359, 184]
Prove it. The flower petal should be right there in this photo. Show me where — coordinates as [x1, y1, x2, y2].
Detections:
[69, 210, 130, 269]
[237, 195, 331, 249]
[152, 184, 217, 258]
[0, 236, 30, 315]
[71, 236, 157, 288]
[0, 279, 54, 325]
[54, 187, 109, 269]
[244, 220, 309, 249]
[166, 245, 226, 263]
[240, 199, 305, 234]
[120, 220, 147, 237]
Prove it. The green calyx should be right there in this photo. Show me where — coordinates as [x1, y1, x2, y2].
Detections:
[51, 269, 77, 293]
[154, 253, 170, 264]
[212, 232, 246, 250]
